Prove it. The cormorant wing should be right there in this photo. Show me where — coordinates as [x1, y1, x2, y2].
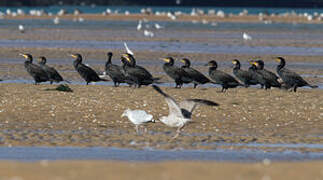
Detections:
[152, 85, 183, 118]
[184, 67, 210, 82]
[78, 64, 100, 78]
[217, 70, 239, 83]
[28, 64, 49, 80]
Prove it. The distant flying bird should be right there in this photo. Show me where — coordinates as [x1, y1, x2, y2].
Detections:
[18, 25, 25, 33]
[243, 32, 252, 41]
[152, 85, 219, 139]
[121, 109, 155, 134]
[124, 42, 134, 55]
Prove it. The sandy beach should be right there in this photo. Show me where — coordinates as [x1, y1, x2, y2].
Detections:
[1, 161, 323, 180]
[0, 11, 322, 179]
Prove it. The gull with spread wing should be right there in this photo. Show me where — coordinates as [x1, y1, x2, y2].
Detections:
[152, 85, 219, 139]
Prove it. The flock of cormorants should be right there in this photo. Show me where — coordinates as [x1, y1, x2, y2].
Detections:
[19, 52, 318, 92]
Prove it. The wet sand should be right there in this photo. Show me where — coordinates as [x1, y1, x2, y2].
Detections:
[0, 84, 322, 151]
[1, 161, 323, 180]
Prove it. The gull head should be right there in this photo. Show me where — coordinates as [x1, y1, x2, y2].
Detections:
[121, 108, 131, 118]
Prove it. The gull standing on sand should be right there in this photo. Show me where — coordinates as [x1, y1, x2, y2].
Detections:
[154, 23, 163, 29]
[18, 24, 24, 33]
[121, 109, 155, 134]
[137, 20, 142, 31]
[152, 85, 219, 139]
[243, 32, 252, 41]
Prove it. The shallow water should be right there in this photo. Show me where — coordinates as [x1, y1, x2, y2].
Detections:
[0, 39, 323, 56]
[0, 146, 322, 162]
[1, 6, 323, 15]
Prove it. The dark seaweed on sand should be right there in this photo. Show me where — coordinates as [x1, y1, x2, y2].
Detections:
[45, 84, 73, 92]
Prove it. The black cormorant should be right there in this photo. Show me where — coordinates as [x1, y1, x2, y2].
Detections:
[276, 57, 318, 92]
[121, 53, 159, 88]
[19, 53, 49, 85]
[105, 52, 126, 87]
[232, 59, 258, 87]
[180, 58, 210, 88]
[253, 60, 281, 89]
[248, 61, 265, 88]
[206, 60, 242, 92]
[70, 53, 108, 85]
[162, 57, 192, 88]
[38, 56, 69, 84]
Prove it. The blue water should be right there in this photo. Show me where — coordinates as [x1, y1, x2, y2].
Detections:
[0, 39, 322, 56]
[1, 6, 323, 15]
[0, 146, 322, 162]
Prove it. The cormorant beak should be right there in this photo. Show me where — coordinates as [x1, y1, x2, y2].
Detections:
[275, 58, 281, 62]
[19, 53, 28, 59]
[122, 54, 131, 62]
[37, 57, 42, 63]
[232, 60, 236, 64]
[180, 59, 186, 63]
[161, 58, 169, 63]
[69, 54, 77, 58]
[253, 62, 258, 66]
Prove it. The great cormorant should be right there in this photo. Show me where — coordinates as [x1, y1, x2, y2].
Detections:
[70, 53, 108, 85]
[19, 53, 49, 85]
[232, 59, 258, 87]
[38, 56, 68, 84]
[276, 57, 318, 92]
[206, 60, 242, 92]
[105, 52, 126, 87]
[162, 57, 192, 88]
[180, 58, 210, 88]
[253, 60, 281, 89]
[121, 53, 159, 88]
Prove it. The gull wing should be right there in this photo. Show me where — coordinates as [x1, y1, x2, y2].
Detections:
[152, 85, 183, 118]
[124, 42, 134, 55]
[179, 99, 219, 115]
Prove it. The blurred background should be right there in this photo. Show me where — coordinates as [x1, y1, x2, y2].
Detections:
[1, 0, 323, 7]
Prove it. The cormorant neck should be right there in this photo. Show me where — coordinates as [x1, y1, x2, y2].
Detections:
[73, 56, 82, 67]
[209, 66, 217, 73]
[233, 63, 240, 70]
[277, 60, 285, 71]
[165, 61, 174, 66]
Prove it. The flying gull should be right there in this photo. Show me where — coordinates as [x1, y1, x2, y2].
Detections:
[152, 85, 219, 139]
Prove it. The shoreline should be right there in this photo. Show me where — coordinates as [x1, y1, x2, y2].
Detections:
[3, 14, 323, 24]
